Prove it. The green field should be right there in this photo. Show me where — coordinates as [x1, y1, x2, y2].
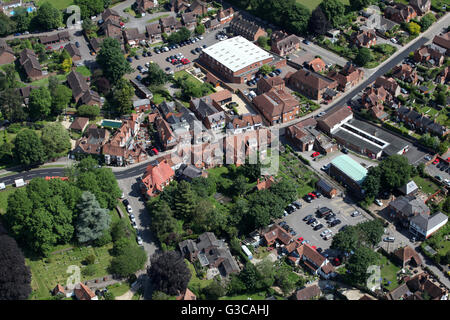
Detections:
[107, 282, 131, 297]
[35, 0, 74, 10]
[296, 0, 349, 11]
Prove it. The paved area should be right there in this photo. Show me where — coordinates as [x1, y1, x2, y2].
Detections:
[294, 39, 349, 67]
[281, 195, 371, 255]
[426, 160, 450, 182]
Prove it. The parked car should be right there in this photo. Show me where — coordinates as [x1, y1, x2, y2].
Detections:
[374, 199, 383, 206]
[307, 217, 316, 225]
[351, 210, 361, 217]
[137, 236, 143, 245]
[292, 201, 302, 209]
[303, 214, 313, 221]
[126, 205, 133, 213]
[433, 158, 439, 165]
[341, 148, 348, 154]
[323, 233, 333, 240]
[311, 151, 320, 158]
[383, 237, 395, 242]
[317, 207, 332, 217]
[286, 206, 295, 214]
[136, 75, 142, 81]
[127, 57, 133, 62]
[123, 199, 129, 206]
[120, 192, 125, 199]
[282, 224, 290, 231]
[303, 39, 310, 45]
[325, 213, 336, 221]
[279, 221, 287, 227]
[320, 229, 332, 237]
[329, 219, 341, 227]
[304, 195, 312, 203]
[314, 224, 324, 231]
[321, 164, 330, 171]
[129, 214, 136, 223]
[311, 220, 320, 227]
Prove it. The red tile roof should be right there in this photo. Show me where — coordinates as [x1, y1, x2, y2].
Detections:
[74, 283, 96, 300]
[141, 160, 175, 197]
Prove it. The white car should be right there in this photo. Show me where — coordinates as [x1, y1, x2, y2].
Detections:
[311, 221, 320, 227]
[320, 229, 332, 237]
[129, 214, 136, 223]
[120, 192, 125, 199]
[137, 236, 143, 245]
[390, 38, 397, 44]
[198, 35, 204, 40]
[127, 205, 133, 213]
[375, 199, 383, 206]
[351, 210, 361, 217]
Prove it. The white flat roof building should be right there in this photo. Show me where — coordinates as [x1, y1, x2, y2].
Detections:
[201, 36, 273, 73]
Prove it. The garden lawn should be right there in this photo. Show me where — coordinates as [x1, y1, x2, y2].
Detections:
[27, 243, 115, 300]
[378, 254, 401, 291]
[152, 92, 167, 105]
[295, 0, 349, 11]
[186, 260, 213, 291]
[107, 282, 131, 297]
[148, 14, 169, 23]
[35, 0, 74, 10]
[29, 74, 67, 87]
[76, 66, 92, 77]
[412, 175, 439, 195]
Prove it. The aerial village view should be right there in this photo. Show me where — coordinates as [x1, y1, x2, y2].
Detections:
[0, 0, 449, 311]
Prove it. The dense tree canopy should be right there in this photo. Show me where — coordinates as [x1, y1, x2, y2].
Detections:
[32, 2, 62, 31]
[319, 0, 346, 28]
[148, 251, 191, 296]
[346, 246, 379, 285]
[110, 242, 147, 277]
[97, 38, 132, 85]
[355, 47, 372, 67]
[75, 0, 105, 20]
[0, 233, 32, 300]
[309, 6, 332, 35]
[13, 129, 46, 166]
[29, 87, 52, 120]
[40, 122, 71, 159]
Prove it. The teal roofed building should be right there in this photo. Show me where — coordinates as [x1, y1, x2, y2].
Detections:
[329, 155, 368, 197]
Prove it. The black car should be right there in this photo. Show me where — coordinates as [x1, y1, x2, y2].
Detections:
[325, 213, 336, 221]
[306, 217, 316, 225]
[286, 206, 295, 214]
[147, 51, 152, 56]
[142, 52, 147, 57]
[316, 207, 332, 218]
[316, 248, 323, 253]
[292, 201, 302, 209]
[195, 47, 202, 52]
[135, 55, 139, 60]
[282, 224, 290, 231]
[154, 48, 160, 54]
[341, 148, 348, 154]
[191, 49, 197, 54]
[304, 195, 312, 203]
[165, 67, 171, 71]
[303, 214, 312, 221]
[166, 57, 171, 62]
[122, 199, 129, 206]
[314, 224, 324, 231]
[330, 219, 341, 227]
[279, 221, 287, 227]
[75, 41, 80, 48]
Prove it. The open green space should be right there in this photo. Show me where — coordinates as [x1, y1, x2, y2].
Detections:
[35, 0, 74, 10]
[295, 0, 349, 11]
[29, 73, 68, 87]
[27, 242, 115, 300]
[186, 260, 214, 292]
[107, 282, 131, 297]
[219, 292, 267, 300]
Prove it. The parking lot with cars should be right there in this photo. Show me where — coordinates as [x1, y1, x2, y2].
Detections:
[279, 194, 372, 256]
[426, 156, 450, 186]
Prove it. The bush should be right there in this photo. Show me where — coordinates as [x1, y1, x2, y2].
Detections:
[6, 123, 24, 134]
[84, 254, 96, 265]
[82, 264, 97, 277]
[103, 291, 115, 300]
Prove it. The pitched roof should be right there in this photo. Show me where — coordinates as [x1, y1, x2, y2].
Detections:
[160, 15, 178, 27]
[65, 43, 81, 58]
[253, 88, 298, 118]
[141, 159, 175, 195]
[308, 57, 326, 72]
[297, 244, 326, 268]
[433, 31, 450, 50]
[287, 69, 336, 90]
[295, 285, 321, 300]
[410, 211, 448, 233]
[182, 11, 197, 24]
[263, 224, 292, 245]
[331, 155, 368, 184]
[389, 195, 430, 218]
[208, 89, 232, 103]
[69, 117, 89, 131]
[67, 70, 89, 100]
[317, 105, 353, 131]
[74, 283, 96, 300]
[394, 246, 423, 266]
[399, 180, 418, 195]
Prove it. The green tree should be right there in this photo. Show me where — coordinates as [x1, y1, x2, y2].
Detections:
[11, 7, 31, 33]
[349, 0, 372, 10]
[346, 246, 379, 285]
[111, 78, 134, 115]
[82, 264, 97, 276]
[319, 0, 346, 27]
[149, 200, 181, 245]
[379, 155, 411, 191]
[239, 262, 259, 292]
[257, 36, 269, 49]
[75, 0, 105, 20]
[419, 133, 440, 151]
[82, 18, 98, 37]
[308, 6, 332, 35]
[29, 87, 52, 120]
[0, 13, 16, 37]
[32, 2, 62, 31]
[174, 181, 197, 222]
[407, 22, 421, 35]
[143, 63, 169, 87]
[152, 291, 173, 300]
[331, 225, 360, 252]
[97, 37, 132, 85]
[231, 175, 248, 196]
[41, 122, 71, 159]
[77, 104, 100, 119]
[358, 219, 384, 248]
[75, 191, 111, 243]
[362, 166, 382, 199]
[203, 280, 227, 299]
[195, 24, 205, 35]
[13, 129, 46, 166]
[259, 64, 274, 75]
[419, 13, 436, 31]
[103, 291, 115, 300]
[355, 47, 372, 67]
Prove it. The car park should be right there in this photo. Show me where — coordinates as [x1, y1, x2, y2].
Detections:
[307, 217, 316, 225]
[137, 65, 143, 71]
[323, 233, 332, 240]
[292, 201, 302, 209]
[325, 212, 336, 221]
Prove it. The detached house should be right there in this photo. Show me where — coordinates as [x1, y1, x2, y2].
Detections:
[252, 87, 299, 125]
[73, 125, 110, 158]
[0, 39, 15, 65]
[285, 69, 338, 101]
[270, 31, 300, 56]
[99, 20, 123, 41]
[351, 29, 377, 48]
[181, 12, 197, 31]
[64, 43, 81, 62]
[327, 62, 364, 92]
[178, 232, 240, 278]
[384, 3, 417, 23]
[67, 70, 101, 106]
[146, 22, 162, 42]
[388, 195, 430, 228]
[290, 243, 336, 279]
[19, 49, 43, 81]
[387, 272, 448, 300]
[409, 211, 448, 239]
[102, 8, 121, 24]
[140, 159, 175, 198]
[229, 16, 266, 42]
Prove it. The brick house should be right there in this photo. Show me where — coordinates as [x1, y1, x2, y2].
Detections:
[256, 76, 285, 94]
[188, 0, 208, 16]
[396, 106, 449, 136]
[290, 243, 336, 279]
[67, 70, 101, 105]
[218, 7, 234, 24]
[133, 98, 151, 112]
[69, 117, 89, 133]
[135, 0, 158, 14]
[285, 69, 337, 101]
[226, 113, 262, 134]
[181, 12, 197, 31]
[388, 272, 448, 300]
[413, 44, 446, 66]
[435, 66, 449, 85]
[229, 15, 266, 42]
[286, 118, 336, 153]
[160, 15, 182, 35]
[252, 87, 299, 125]
[169, 0, 189, 13]
[72, 125, 110, 158]
[140, 159, 175, 198]
[432, 31, 450, 55]
[64, 43, 81, 62]
[391, 64, 418, 84]
[270, 31, 300, 56]
[307, 57, 326, 73]
[190, 96, 226, 131]
[123, 28, 147, 46]
[384, 3, 417, 23]
[316, 105, 353, 134]
[102, 8, 121, 24]
[374, 76, 401, 97]
[155, 116, 177, 150]
[0, 39, 15, 65]
[19, 49, 43, 81]
[146, 22, 162, 42]
[327, 62, 364, 92]
[99, 20, 123, 41]
[263, 224, 292, 246]
[294, 285, 321, 300]
[89, 37, 104, 53]
[393, 246, 423, 268]
[351, 29, 377, 48]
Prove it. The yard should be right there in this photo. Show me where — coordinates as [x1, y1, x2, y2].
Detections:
[412, 175, 440, 195]
[186, 260, 214, 294]
[75, 66, 92, 77]
[378, 254, 402, 292]
[278, 150, 318, 198]
[107, 282, 131, 297]
[33, 0, 74, 10]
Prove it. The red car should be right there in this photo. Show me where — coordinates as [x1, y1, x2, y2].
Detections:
[308, 192, 317, 199]
[311, 245, 317, 250]
[46, 46, 52, 50]
[119, 22, 124, 26]
[433, 158, 439, 165]
[311, 151, 320, 158]
[297, 237, 303, 242]
[152, 148, 159, 155]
